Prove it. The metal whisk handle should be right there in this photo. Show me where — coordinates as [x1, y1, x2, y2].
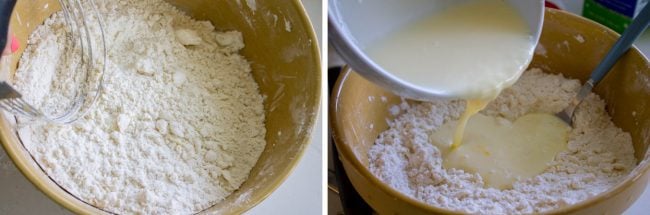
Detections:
[0, 82, 44, 119]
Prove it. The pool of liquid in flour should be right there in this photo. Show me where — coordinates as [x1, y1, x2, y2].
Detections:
[365, 0, 570, 189]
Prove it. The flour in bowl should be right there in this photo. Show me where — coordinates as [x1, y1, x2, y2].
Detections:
[369, 68, 636, 214]
[14, 0, 266, 214]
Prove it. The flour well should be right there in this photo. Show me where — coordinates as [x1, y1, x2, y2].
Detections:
[14, 0, 266, 214]
[369, 69, 636, 214]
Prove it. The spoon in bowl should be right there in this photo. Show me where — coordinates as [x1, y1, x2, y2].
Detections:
[556, 4, 650, 126]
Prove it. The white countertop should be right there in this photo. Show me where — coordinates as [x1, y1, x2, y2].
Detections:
[0, 0, 323, 214]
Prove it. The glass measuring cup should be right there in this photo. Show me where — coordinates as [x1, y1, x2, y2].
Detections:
[0, 0, 107, 124]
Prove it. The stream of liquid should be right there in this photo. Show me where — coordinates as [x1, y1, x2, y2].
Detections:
[366, 0, 570, 189]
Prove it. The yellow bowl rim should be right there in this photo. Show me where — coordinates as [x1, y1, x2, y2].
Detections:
[0, 0, 322, 214]
[330, 9, 650, 214]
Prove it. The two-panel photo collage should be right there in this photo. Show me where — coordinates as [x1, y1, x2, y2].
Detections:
[1, 0, 650, 214]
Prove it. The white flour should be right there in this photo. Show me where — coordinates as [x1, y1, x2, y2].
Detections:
[14, 0, 266, 214]
[369, 69, 636, 214]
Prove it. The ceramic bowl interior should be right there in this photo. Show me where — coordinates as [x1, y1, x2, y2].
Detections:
[331, 9, 650, 215]
[0, 0, 320, 214]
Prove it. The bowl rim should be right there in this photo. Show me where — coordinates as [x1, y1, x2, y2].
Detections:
[225, 0, 322, 213]
[330, 66, 461, 214]
[0, 0, 322, 214]
[330, 9, 650, 214]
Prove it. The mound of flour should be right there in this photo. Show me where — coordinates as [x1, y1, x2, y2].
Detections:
[369, 68, 636, 214]
[14, 0, 266, 214]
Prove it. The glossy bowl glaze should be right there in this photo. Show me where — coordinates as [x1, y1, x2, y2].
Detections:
[331, 9, 650, 215]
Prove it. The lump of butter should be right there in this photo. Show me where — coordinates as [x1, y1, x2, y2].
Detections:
[174, 28, 202, 46]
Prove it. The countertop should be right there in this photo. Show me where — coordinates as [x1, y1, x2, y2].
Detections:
[0, 0, 323, 214]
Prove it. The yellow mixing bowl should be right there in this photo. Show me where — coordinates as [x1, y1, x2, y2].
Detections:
[0, 0, 320, 214]
[331, 9, 650, 215]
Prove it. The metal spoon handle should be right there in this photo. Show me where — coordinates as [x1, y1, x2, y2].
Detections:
[590, 4, 650, 84]
[558, 4, 650, 125]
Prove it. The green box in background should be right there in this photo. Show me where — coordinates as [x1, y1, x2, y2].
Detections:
[583, 0, 648, 33]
